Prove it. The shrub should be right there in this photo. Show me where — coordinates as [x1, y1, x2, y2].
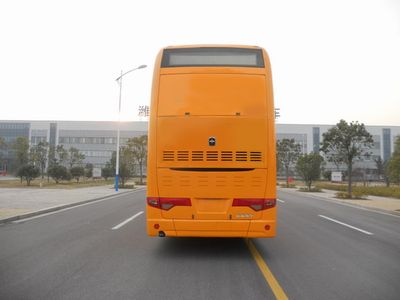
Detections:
[101, 167, 114, 180]
[352, 190, 367, 199]
[322, 170, 332, 181]
[335, 192, 351, 199]
[119, 184, 135, 189]
[85, 163, 93, 178]
[70, 166, 85, 183]
[335, 191, 367, 199]
[17, 164, 40, 186]
[48, 165, 69, 183]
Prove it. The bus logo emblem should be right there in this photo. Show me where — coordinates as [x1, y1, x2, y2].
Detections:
[208, 137, 216, 146]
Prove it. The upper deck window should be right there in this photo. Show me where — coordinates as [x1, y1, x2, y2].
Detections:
[161, 48, 264, 68]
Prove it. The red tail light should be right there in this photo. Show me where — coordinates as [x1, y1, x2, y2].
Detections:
[147, 197, 191, 210]
[232, 198, 276, 211]
[147, 197, 160, 209]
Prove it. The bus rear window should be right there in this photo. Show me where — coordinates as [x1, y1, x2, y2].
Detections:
[161, 48, 264, 68]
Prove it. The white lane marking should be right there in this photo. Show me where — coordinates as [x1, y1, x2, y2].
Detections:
[277, 199, 285, 203]
[279, 189, 400, 219]
[112, 211, 144, 230]
[318, 215, 374, 235]
[13, 188, 145, 223]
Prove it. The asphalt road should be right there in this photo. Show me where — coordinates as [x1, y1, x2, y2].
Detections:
[0, 188, 399, 299]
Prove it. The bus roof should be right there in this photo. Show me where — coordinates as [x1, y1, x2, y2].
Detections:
[164, 44, 263, 50]
[160, 46, 267, 69]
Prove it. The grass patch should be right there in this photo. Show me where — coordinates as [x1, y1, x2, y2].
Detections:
[118, 184, 135, 189]
[0, 179, 115, 189]
[278, 183, 297, 188]
[298, 187, 322, 192]
[335, 191, 368, 200]
[316, 182, 400, 199]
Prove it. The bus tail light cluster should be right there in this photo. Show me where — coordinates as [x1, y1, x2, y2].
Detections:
[147, 197, 191, 210]
[232, 198, 276, 211]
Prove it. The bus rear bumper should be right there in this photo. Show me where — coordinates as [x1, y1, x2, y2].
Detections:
[147, 219, 276, 238]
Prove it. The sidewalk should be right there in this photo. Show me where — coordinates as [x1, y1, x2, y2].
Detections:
[0, 185, 139, 223]
[278, 187, 400, 215]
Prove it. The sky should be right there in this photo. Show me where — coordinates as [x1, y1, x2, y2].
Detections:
[0, 0, 399, 126]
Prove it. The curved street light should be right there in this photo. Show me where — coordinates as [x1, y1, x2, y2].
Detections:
[115, 64, 147, 191]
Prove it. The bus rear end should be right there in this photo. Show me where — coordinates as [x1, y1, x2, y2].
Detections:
[147, 46, 276, 238]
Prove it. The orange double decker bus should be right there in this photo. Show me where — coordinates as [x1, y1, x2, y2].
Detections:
[146, 45, 276, 238]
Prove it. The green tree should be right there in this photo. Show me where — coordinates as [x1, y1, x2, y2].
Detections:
[56, 145, 69, 166]
[101, 165, 114, 180]
[16, 164, 40, 186]
[47, 145, 69, 182]
[68, 147, 85, 169]
[374, 156, 390, 187]
[85, 163, 93, 178]
[109, 149, 132, 187]
[0, 137, 7, 171]
[127, 135, 147, 184]
[70, 166, 85, 182]
[12, 136, 29, 171]
[277, 138, 301, 187]
[0, 137, 6, 149]
[322, 170, 332, 181]
[296, 153, 324, 191]
[48, 165, 69, 184]
[119, 147, 133, 187]
[47, 145, 57, 166]
[388, 136, 400, 184]
[0, 137, 7, 157]
[29, 141, 49, 179]
[321, 120, 373, 197]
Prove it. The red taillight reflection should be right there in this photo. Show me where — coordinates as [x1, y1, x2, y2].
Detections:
[147, 197, 191, 210]
[232, 198, 276, 211]
[147, 197, 160, 208]
[264, 199, 276, 209]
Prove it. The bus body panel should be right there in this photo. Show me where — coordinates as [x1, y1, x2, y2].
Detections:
[157, 169, 267, 199]
[157, 116, 268, 169]
[157, 168, 267, 220]
[146, 217, 276, 238]
[158, 73, 267, 117]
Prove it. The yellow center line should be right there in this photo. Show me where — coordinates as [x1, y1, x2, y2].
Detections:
[245, 238, 289, 300]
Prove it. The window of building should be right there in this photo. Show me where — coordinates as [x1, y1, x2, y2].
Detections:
[105, 137, 115, 144]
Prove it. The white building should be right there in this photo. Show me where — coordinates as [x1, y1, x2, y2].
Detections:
[1, 120, 399, 175]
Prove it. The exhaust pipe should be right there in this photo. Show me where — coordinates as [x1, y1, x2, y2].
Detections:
[158, 231, 166, 237]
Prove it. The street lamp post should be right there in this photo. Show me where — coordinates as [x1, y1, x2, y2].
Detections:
[115, 64, 147, 191]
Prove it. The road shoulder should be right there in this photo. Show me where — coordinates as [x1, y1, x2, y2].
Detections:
[0, 186, 146, 224]
[278, 187, 400, 217]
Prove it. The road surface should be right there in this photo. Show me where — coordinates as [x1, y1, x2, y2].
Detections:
[0, 188, 399, 299]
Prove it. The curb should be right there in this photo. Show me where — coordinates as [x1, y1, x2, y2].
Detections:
[0, 187, 146, 225]
[278, 187, 400, 217]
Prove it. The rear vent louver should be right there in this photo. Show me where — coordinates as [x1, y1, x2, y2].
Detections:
[250, 152, 262, 162]
[162, 150, 263, 163]
[191, 151, 203, 161]
[163, 151, 174, 161]
[221, 151, 233, 161]
[206, 151, 218, 161]
[177, 151, 189, 161]
[235, 151, 247, 161]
